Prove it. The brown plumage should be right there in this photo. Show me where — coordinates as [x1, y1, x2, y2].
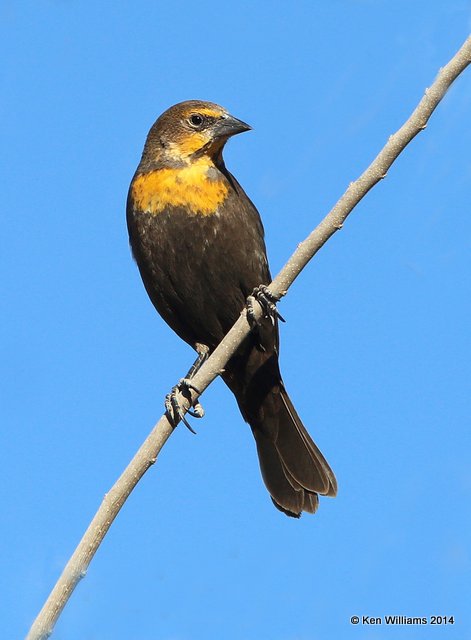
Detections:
[127, 100, 337, 516]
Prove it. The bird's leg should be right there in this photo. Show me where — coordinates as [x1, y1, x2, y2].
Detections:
[184, 345, 209, 380]
[181, 345, 208, 419]
[165, 344, 209, 433]
[247, 284, 285, 327]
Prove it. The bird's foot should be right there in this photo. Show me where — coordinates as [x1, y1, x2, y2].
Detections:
[247, 285, 285, 327]
[165, 378, 204, 434]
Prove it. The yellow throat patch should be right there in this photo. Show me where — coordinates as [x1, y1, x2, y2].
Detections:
[132, 159, 229, 216]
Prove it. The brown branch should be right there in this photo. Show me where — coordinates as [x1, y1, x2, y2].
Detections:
[26, 34, 471, 640]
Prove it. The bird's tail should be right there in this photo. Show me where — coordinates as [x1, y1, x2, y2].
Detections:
[223, 348, 337, 517]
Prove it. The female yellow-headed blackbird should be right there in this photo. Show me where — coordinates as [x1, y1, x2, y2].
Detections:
[127, 100, 337, 517]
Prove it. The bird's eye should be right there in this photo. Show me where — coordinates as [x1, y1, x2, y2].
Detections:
[189, 113, 204, 128]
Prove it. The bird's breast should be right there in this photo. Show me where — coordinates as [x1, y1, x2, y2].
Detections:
[131, 160, 229, 217]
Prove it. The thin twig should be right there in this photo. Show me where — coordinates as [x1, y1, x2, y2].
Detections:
[26, 34, 471, 640]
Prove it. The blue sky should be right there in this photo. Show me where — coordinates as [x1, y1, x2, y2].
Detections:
[2, 2, 470, 639]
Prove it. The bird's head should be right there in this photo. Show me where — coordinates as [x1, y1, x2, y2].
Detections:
[141, 100, 251, 167]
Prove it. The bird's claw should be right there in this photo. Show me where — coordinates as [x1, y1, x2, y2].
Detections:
[247, 285, 285, 326]
[165, 378, 204, 434]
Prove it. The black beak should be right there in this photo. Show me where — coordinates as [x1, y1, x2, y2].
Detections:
[213, 114, 252, 138]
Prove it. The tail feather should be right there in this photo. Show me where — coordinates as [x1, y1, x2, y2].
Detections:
[278, 388, 337, 497]
[224, 350, 337, 517]
[252, 386, 336, 517]
[253, 430, 314, 517]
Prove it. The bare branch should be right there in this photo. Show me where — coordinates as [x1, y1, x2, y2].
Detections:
[26, 34, 471, 640]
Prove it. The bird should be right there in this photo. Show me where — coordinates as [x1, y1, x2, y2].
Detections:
[126, 100, 337, 517]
